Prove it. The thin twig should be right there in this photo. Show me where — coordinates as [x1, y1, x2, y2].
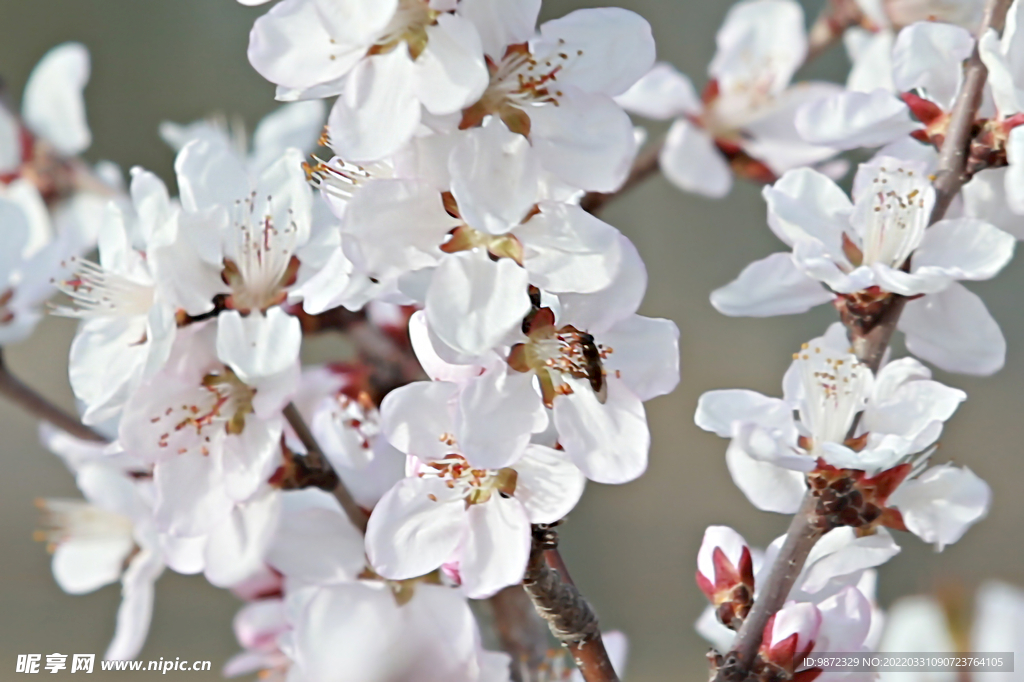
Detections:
[710, 2, 1012, 677]
[0, 349, 105, 442]
[523, 526, 620, 682]
[489, 586, 551, 682]
[711, 494, 826, 682]
[282, 402, 368, 533]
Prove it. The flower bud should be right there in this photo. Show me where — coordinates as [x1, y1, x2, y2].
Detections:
[696, 525, 754, 628]
[760, 602, 821, 674]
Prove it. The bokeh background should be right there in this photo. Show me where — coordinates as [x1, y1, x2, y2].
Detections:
[0, 1, 1022, 680]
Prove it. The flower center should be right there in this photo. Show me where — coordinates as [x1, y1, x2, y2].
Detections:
[222, 193, 301, 314]
[152, 367, 256, 452]
[304, 155, 392, 204]
[508, 308, 612, 407]
[461, 42, 583, 134]
[419, 454, 517, 505]
[857, 164, 928, 268]
[370, 0, 438, 60]
[52, 258, 155, 319]
[794, 343, 871, 451]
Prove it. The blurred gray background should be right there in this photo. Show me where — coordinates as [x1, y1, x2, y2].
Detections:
[0, 1, 1021, 680]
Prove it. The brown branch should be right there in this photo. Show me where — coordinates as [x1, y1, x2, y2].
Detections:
[711, 494, 827, 682]
[0, 349, 106, 443]
[710, 1, 1014, 679]
[522, 525, 620, 682]
[806, 0, 866, 66]
[282, 402, 368, 533]
[489, 586, 551, 682]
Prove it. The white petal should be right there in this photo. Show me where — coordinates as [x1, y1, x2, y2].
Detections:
[327, 47, 421, 162]
[516, 202, 622, 294]
[795, 89, 920, 149]
[104, 549, 164, 660]
[535, 8, 655, 96]
[695, 389, 792, 438]
[458, 497, 532, 598]
[250, 100, 327, 174]
[899, 282, 1006, 375]
[962, 168, 1024, 238]
[174, 138, 249, 213]
[615, 62, 701, 120]
[659, 119, 732, 198]
[529, 88, 637, 193]
[814, 586, 873, 653]
[364, 477, 466, 579]
[553, 377, 649, 484]
[22, 43, 91, 155]
[216, 308, 301, 384]
[153, 452, 233, 538]
[980, 27, 1024, 116]
[204, 493, 281, 588]
[892, 22, 974, 110]
[513, 444, 586, 524]
[710, 0, 806, 96]
[1006, 126, 1024, 214]
[913, 217, 1016, 282]
[425, 252, 531, 356]
[763, 167, 852, 248]
[888, 465, 991, 550]
[845, 29, 895, 93]
[797, 527, 900, 595]
[311, 0, 397, 44]
[52, 536, 134, 595]
[459, 0, 541, 60]
[725, 441, 806, 514]
[342, 178, 456, 279]
[0, 107, 20, 174]
[556, 232, 646, 334]
[449, 118, 540, 235]
[599, 315, 680, 401]
[414, 15, 489, 115]
[711, 252, 833, 317]
[380, 380, 458, 460]
[456, 368, 544, 469]
[266, 489, 365, 584]
[247, 0, 365, 91]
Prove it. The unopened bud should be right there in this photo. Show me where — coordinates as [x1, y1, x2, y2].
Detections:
[696, 526, 754, 629]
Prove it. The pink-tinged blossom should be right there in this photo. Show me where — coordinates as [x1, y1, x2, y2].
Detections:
[711, 157, 1015, 375]
[223, 599, 292, 682]
[616, 0, 841, 197]
[118, 323, 295, 540]
[365, 443, 585, 598]
[244, 0, 489, 161]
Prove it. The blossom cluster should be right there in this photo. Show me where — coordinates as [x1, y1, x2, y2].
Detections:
[3, 0, 1022, 679]
[6, 1, 676, 679]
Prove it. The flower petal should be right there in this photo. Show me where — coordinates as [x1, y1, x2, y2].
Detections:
[711, 252, 833, 317]
[216, 308, 302, 384]
[659, 119, 732, 198]
[458, 497, 531, 598]
[513, 444, 586, 524]
[22, 43, 91, 155]
[899, 282, 1006, 375]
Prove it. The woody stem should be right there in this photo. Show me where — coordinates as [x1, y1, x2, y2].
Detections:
[0, 349, 106, 443]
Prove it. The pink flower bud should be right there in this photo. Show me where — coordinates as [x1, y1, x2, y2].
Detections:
[696, 526, 755, 629]
[695, 525, 754, 603]
[760, 602, 822, 673]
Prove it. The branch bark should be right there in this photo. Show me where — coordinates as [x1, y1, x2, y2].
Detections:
[489, 586, 551, 682]
[711, 494, 826, 682]
[0, 349, 105, 443]
[282, 402, 368, 533]
[522, 526, 620, 682]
